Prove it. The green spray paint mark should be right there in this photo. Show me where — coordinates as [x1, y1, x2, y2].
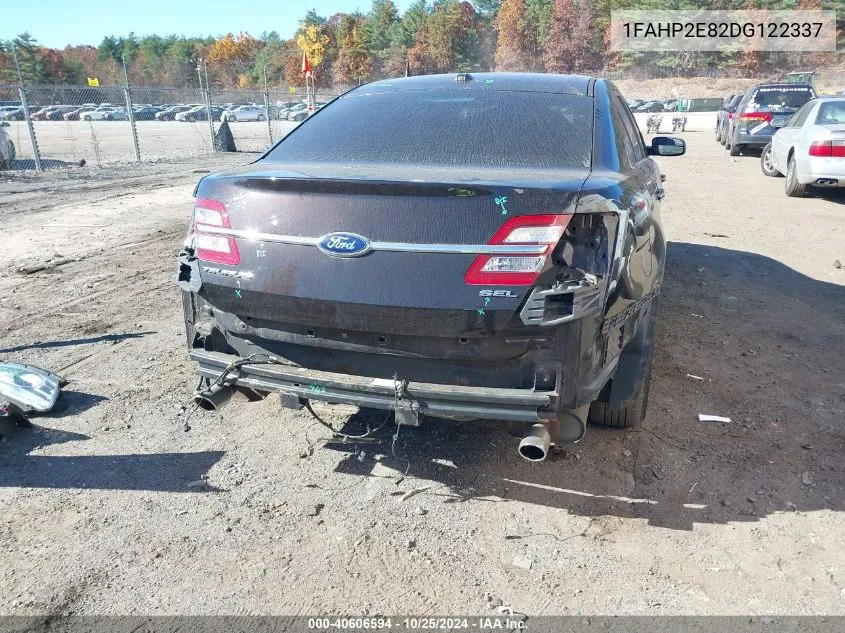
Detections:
[495, 196, 508, 215]
[484, 297, 491, 306]
[477, 308, 485, 316]
[235, 289, 242, 299]
[308, 384, 326, 394]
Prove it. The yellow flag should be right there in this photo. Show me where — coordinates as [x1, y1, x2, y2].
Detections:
[87, 77, 100, 87]
[289, 86, 296, 94]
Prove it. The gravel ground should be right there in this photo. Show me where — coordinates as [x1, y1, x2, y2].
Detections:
[0, 134, 843, 617]
[4, 120, 297, 166]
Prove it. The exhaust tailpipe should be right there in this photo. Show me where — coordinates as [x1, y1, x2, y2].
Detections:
[518, 423, 551, 462]
[193, 383, 234, 411]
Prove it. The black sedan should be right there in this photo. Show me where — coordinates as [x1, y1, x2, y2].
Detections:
[133, 106, 163, 121]
[634, 100, 666, 113]
[178, 73, 685, 462]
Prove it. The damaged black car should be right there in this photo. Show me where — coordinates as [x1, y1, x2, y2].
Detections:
[178, 72, 685, 461]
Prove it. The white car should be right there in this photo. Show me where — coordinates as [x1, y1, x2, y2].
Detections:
[221, 105, 266, 122]
[0, 125, 15, 169]
[763, 96, 845, 197]
[78, 105, 119, 121]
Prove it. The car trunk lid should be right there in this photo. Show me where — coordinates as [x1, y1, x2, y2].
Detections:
[192, 163, 588, 357]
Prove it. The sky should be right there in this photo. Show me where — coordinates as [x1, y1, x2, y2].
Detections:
[3, 0, 412, 49]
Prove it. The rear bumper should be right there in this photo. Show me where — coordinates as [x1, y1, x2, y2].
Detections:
[733, 128, 773, 147]
[191, 349, 552, 424]
[798, 157, 845, 185]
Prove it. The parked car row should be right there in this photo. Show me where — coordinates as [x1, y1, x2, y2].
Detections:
[626, 98, 678, 113]
[0, 99, 333, 124]
[715, 81, 844, 197]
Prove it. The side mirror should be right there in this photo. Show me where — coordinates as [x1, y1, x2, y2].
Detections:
[0, 121, 9, 128]
[649, 136, 686, 156]
[725, 105, 736, 114]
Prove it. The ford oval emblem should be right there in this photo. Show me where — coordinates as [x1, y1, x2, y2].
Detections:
[317, 232, 372, 258]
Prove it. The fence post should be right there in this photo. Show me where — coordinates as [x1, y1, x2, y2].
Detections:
[12, 45, 42, 171]
[203, 60, 215, 152]
[263, 66, 273, 146]
[122, 57, 141, 163]
[206, 85, 215, 152]
[264, 90, 273, 146]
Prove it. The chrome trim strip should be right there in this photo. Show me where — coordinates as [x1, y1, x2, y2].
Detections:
[198, 226, 549, 255]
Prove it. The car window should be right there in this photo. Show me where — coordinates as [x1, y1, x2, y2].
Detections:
[614, 94, 647, 164]
[747, 86, 815, 112]
[608, 95, 637, 168]
[816, 101, 845, 125]
[267, 90, 594, 170]
[789, 102, 815, 127]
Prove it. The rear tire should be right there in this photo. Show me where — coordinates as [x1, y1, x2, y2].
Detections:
[760, 142, 781, 177]
[589, 357, 652, 429]
[729, 141, 742, 156]
[588, 306, 657, 430]
[785, 155, 807, 197]
[257, 114, 265, 121]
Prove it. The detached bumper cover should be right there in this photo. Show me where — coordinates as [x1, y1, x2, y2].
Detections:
[191, 349, 552, 424]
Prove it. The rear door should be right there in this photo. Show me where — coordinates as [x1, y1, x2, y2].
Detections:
[607, 87, 661, 289]
[773, 101, 814, 170]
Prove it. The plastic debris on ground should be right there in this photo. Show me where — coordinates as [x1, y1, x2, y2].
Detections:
[697, 414, 732, 423]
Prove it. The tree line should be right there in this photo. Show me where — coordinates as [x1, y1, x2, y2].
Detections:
[1, 0, 842, 89]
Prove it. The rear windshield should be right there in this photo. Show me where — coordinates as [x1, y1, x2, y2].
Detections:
[747, 86, 815, 111]
[816, 101, 845, 125]
[267, 90, 593, 170]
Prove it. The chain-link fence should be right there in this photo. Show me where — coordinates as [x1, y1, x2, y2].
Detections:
[0, 82, 340, 170]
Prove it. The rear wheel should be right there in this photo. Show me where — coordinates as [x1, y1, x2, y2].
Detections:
[588, 305, 657, 430]
[589, 353, 652, 429]
[257, 114, 265, 121]
[785, 155, 807, 197]
[729, 140, 743, 156]
[760, 142, 781, 177]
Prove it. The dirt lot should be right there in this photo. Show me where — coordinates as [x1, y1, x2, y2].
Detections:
[4, 120, 297, 166]
[0, 134, 843, 617]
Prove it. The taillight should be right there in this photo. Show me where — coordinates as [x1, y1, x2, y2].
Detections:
[809, 140, 845, 158]
[738, 112, 772, 123]
[192, 198, 240, 265]
[727, 112, 734, 120]
[465, 214, 571, 286]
